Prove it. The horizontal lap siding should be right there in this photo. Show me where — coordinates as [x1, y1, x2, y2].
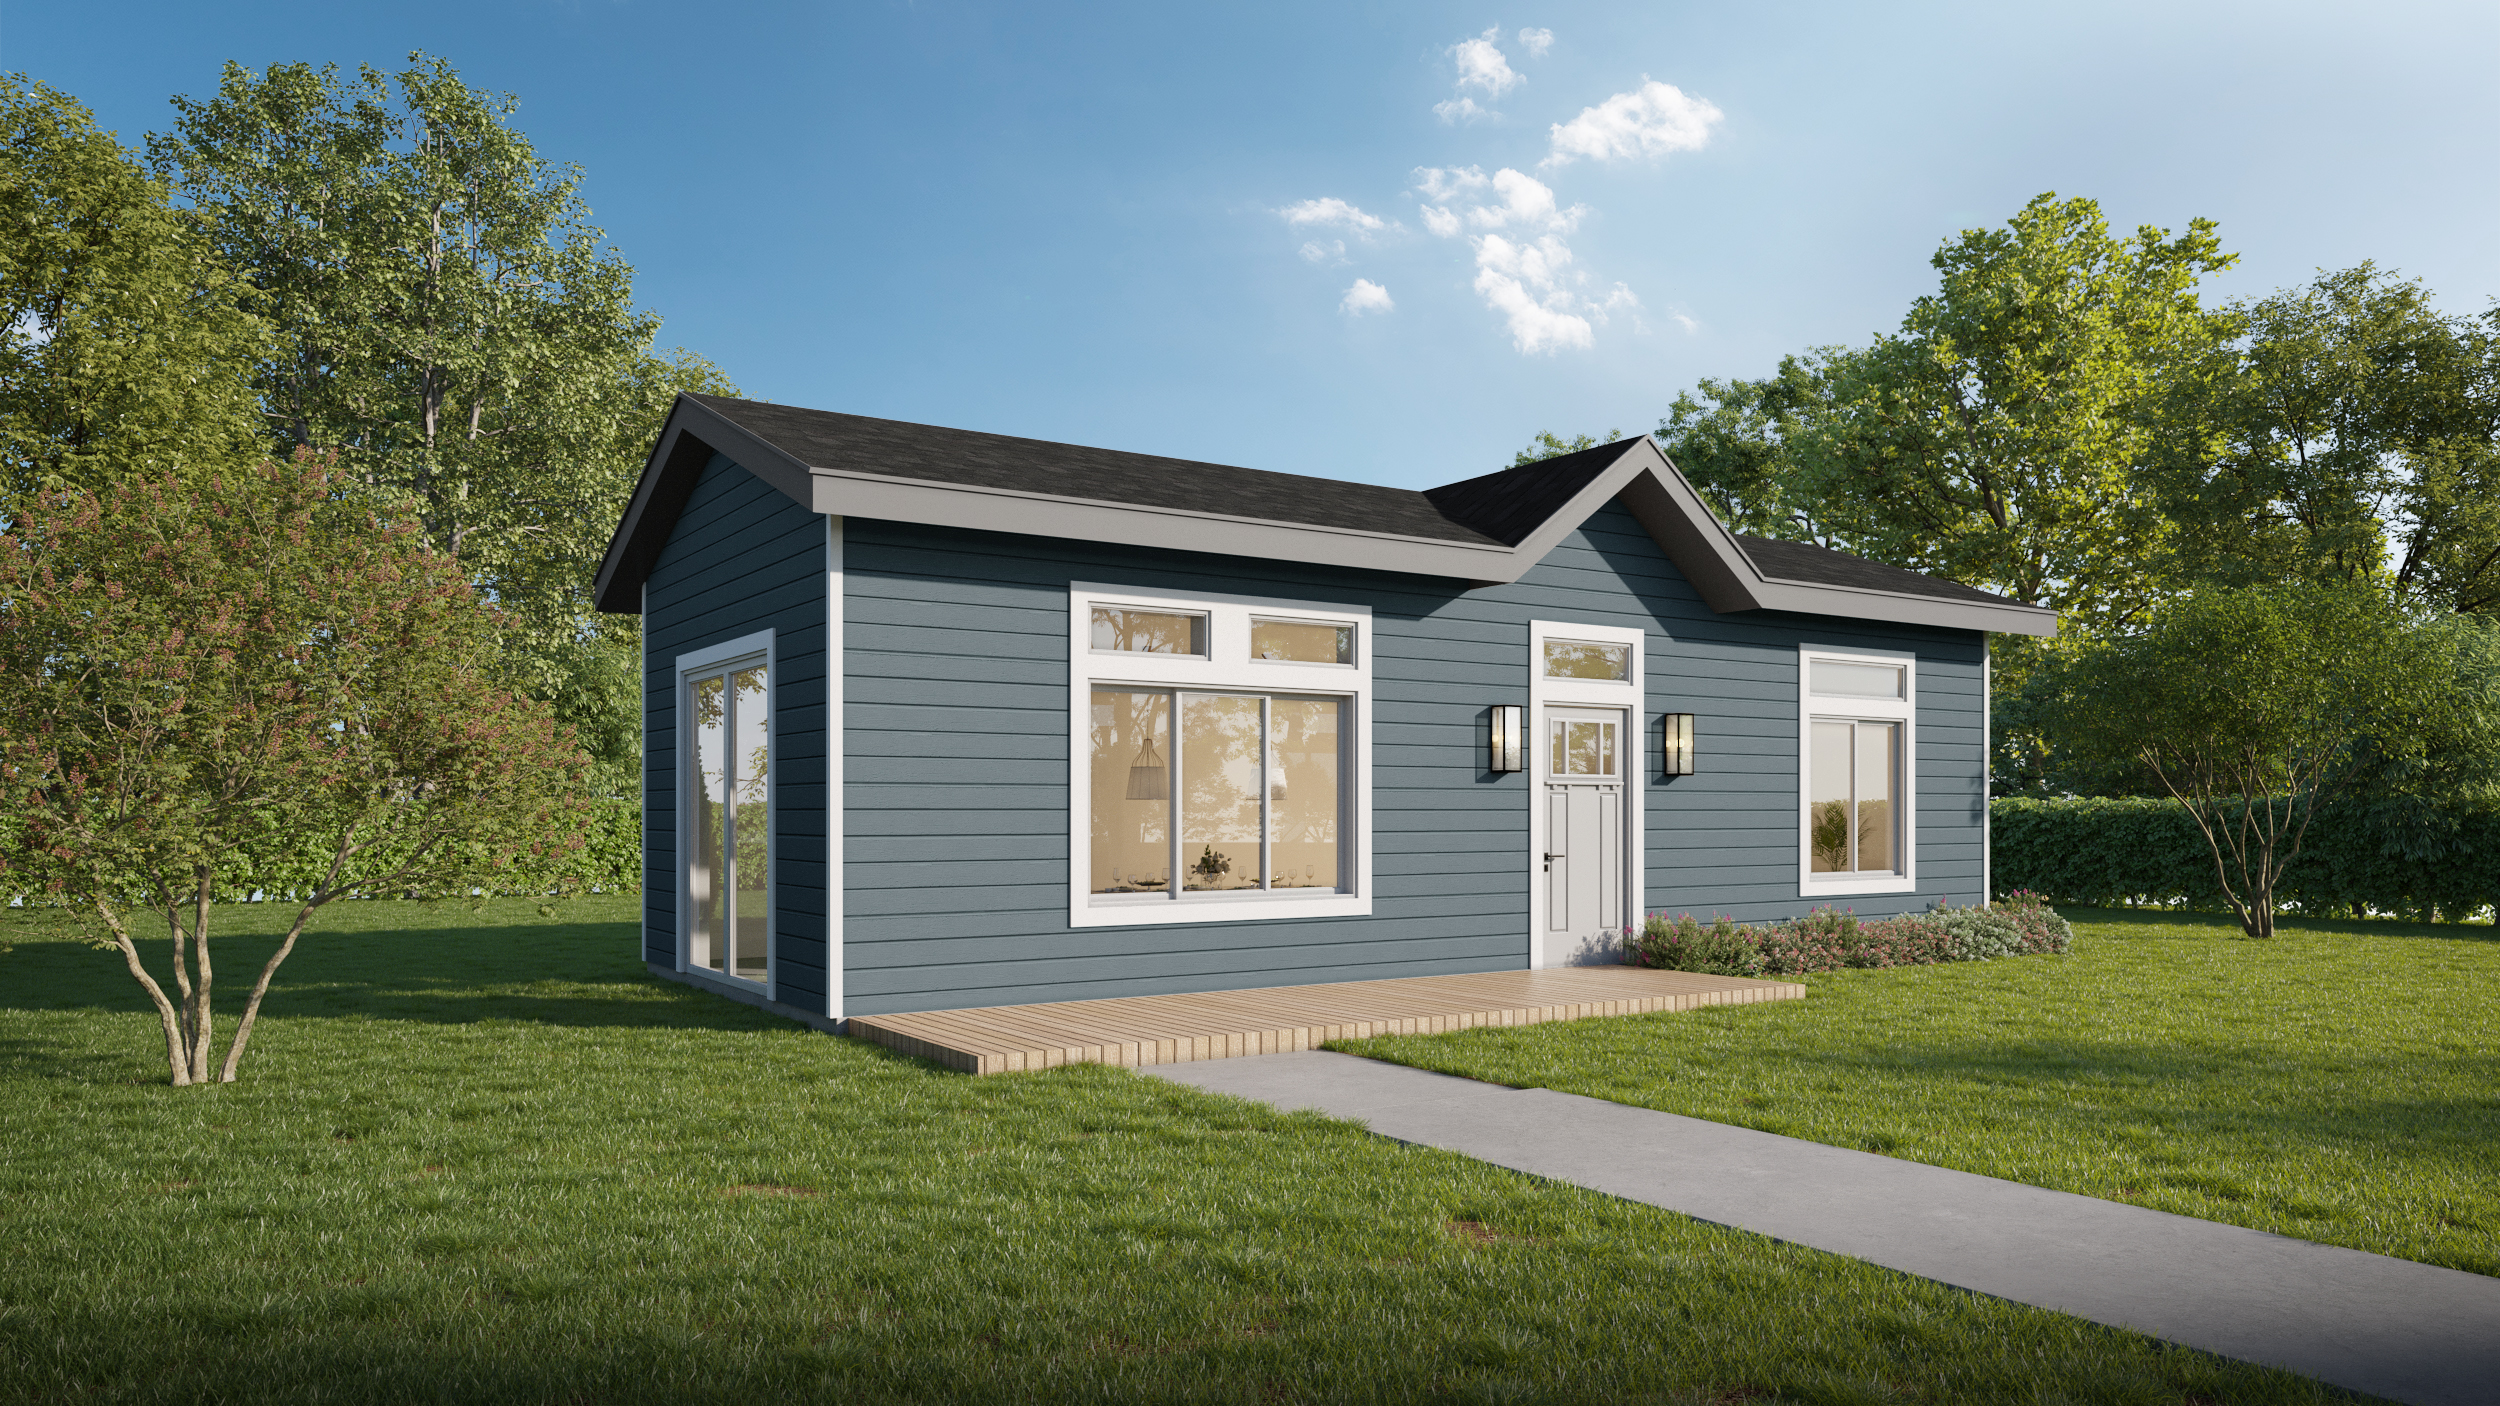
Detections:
[840, 501, 1986, 1017]
[643, 455, 830, 1009]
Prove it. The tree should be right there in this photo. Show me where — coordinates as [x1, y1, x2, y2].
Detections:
[1513, 428, 1624, 465]
[2149, 264, 2500, 613]
[0, 75, 266, 495]
[2038, 585, 2465, 937]
[0, 455, 590, 1084]
[148, 56, 735, 792]
[1661, 193, 2240, 630]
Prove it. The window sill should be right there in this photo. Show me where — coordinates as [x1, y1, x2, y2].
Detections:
[1069, 892, 1372, 928]
[1798, 872, 1918, 898]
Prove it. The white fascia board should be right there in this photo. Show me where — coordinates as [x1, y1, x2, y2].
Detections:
[1748, 579, 2059, 636]
[1623, 448, 2062, 637]
[807, 467, 1519, 582]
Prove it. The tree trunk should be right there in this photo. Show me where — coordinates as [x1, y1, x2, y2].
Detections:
[106, 915, 191, 1086]
[186, 869, 216, 1083]
[219, 901, 316, 1083]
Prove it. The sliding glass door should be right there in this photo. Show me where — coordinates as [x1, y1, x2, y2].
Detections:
[687, 662, 770, 983]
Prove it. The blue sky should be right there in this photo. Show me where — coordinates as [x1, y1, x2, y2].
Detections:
[12, 1, 2498, 489]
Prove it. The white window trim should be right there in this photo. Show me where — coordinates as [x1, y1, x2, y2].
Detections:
[1067, 582, 1372, 928]
[676, 628, 778, 996]
[1527, 619, 1645, 968]
[1797, 644, 1917, 897]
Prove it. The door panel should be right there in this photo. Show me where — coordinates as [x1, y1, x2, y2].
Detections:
[1541, 705, 1628, 965]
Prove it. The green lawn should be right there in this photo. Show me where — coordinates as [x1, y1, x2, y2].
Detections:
[1342, 908, 2500, 1278]
[0, 899, 2341, 1404]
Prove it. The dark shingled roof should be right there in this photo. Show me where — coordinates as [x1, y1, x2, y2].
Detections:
[695, 395, 1508, 548]
[1422, 439, 1631, 546]
[692, 395, 2016, 606]
[1737, 534, 2019, 606]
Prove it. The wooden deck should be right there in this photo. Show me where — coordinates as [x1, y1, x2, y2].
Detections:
[845, 966, 1806, 1075]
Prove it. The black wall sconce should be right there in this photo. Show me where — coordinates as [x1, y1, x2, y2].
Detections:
[1660, 712, 1696, 776]
[1489, 704, 1524, 774]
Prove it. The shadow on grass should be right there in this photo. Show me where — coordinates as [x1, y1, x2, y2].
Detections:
[0, 910, 785, 1034]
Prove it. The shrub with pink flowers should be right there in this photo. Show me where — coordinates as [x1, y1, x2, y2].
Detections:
[1626, 892, 2072, 978]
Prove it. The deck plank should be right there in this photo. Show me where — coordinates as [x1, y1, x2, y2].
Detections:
[847, 966, 1805, 1075]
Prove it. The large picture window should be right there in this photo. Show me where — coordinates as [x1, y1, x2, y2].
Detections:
[1089, 691, 1342, 897]
[1799, 647, 1915, 895]
[679, 632, 774, 985]
[1070, 585, 1370, 927]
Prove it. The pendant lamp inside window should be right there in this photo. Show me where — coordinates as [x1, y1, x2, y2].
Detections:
[1125, 737, 1168, 800]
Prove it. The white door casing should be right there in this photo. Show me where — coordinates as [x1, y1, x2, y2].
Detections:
[1525, 620, 1644, 968]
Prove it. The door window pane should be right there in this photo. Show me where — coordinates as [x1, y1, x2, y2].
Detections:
[1270, 698, 1341, 889]
[1543, 639, 1629, 680]
[1091, 607, 1206, 656]
[1089, 690, 1171, 893]
[1548, 716, 1618, 777]
[730, 666, 770, 982]
[1251, 618, 1352, 664]
[690, 674, 728, 971]
[1182, 693, 1264, 890]
[1812, 661, 1904, 698]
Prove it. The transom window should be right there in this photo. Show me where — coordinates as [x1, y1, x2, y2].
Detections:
[1069, 585, 1372, 927]
[1543, 639, 1630, 681]
[1091, 606, 1205, 656]
[1799, 647, 1915, 894]
[1252, 617, 1352, 665]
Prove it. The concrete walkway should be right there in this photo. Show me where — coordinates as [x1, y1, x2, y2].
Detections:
[1145, 1051, 2500, 1406]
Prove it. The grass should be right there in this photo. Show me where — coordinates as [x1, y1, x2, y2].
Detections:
[1341, 907, 2500, 1278]
[0, 898, 2346, 1404]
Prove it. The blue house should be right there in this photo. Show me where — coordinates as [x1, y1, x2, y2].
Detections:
[593, 394, 2056, 1030]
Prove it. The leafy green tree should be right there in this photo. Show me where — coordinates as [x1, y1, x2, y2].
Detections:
[0, 75, 266, 494]
[0, 455, 589, 1084]
[2150, 264, 2500, 613]
[1511, 428, 1623, 465]
[149, 56, 734, 792]
[1656, 350, 1852, 543]
[1662, 193, 2239, 628]
[2037, 586, 2468, 937]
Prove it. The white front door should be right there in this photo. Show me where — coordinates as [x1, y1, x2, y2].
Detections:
[1542, 706, 1627, 964]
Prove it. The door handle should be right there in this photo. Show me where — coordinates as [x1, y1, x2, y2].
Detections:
[1544, 850, 1563, 871]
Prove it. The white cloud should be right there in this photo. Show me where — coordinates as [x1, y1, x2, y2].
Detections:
[1469, 168, 1583, 233]
[1340, 279, 1395, 316]
[1449, 27, 1521, 96]
[1413, 165, 1490, 203]
[1280, 197, 1390, 234]
[1517, 27, 1553, 58]
[1544, 79, 1723, 167]
[1472, 234, 1592, 354]
[1432, 96, 1491, 125]
[1299, 239, 1347, 265]
[1672, 311, 1700, 335]
[1415, 166, 1582, 235]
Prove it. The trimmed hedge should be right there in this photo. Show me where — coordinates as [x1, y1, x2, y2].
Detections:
[1627, 894, 2074, 979]
[1991, 795, 2500, 921]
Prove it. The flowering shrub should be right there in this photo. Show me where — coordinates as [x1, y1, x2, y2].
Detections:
[1627, 892, 2072, 978]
